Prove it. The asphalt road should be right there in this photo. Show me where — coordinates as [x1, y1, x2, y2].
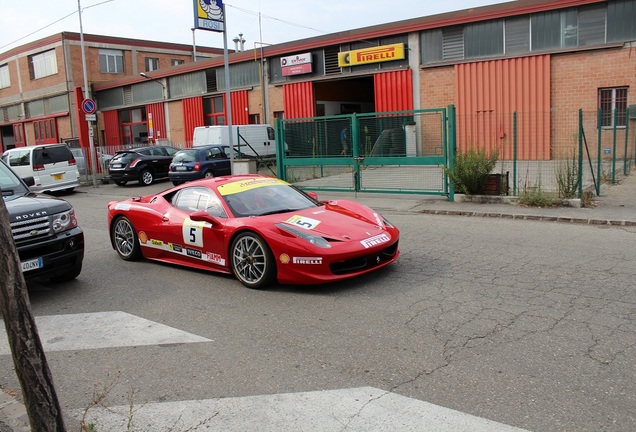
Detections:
[1, 179, 635, 431]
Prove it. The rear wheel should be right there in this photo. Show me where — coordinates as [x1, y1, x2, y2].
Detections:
[111, 216, 142, 260]
[230, 232, 275, 289]
[139, 170, 154, 185]
[203, 170, 214, 179]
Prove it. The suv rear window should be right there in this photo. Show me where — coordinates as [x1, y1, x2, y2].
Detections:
[33, 146, 74, 165]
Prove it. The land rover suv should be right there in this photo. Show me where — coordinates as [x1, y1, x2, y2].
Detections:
[1, 159, 84, 282]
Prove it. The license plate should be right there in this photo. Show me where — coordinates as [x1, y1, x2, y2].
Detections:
[112, 163, 123, 168]
[176, 166, 187, 171]
[53, 173, 64, 180]
[21, 257, 43, 272]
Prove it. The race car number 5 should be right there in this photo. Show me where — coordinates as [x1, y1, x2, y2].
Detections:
[285, 215, 321, 230]
[183, 218, 206, 247]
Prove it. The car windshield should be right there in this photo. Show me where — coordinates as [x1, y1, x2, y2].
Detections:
[0, 161, 29, 197]
[172, 150, 198, 163]
[218, 179, 318, 217]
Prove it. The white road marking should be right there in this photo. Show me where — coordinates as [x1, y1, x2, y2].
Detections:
[75, 387, 531, 432]
[0, 311, 210, 355]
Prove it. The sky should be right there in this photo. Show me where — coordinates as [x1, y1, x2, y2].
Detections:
[0, 0, 510, 53]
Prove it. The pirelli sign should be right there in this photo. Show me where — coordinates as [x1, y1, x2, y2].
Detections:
[338, 43, 405, 67]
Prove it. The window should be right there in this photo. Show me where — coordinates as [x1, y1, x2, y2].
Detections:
[145, 57, 159, 72]
[531, 10, 577, 51]
[204, 96, 225, 125]
[99, 49, 124, 74]
[171, 59, 185, 66]
[29, 50, 58, 79]
[248, 114, 260, 124]
[33, 119, 57, 144]
[599, 87, 628, 128]
[607, 0, 636, 42]
[464, 20, 503, 58]
[0, 64, 10, 89]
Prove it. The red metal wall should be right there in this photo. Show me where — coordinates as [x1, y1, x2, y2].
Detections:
[182, 96, 204, 145]
[455, 55, 551, 160]
[145, 102, 166, 143]
[283, 82, 315, 118]
[374, 69, 413, 112]
[230, 90, 249, 125]
[103, 110, 120, 146]
[73, 87, 89, 149]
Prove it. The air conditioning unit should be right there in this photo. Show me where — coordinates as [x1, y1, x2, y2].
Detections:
[629, 104, 636, 120]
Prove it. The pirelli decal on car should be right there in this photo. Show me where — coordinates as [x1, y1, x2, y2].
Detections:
[293, 257, 323, 265]
[360, 233, 390, 248]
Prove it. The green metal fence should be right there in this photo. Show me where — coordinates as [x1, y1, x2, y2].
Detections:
[275, 107, 456, 197]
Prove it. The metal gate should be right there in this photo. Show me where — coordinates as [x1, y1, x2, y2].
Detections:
[275, 107, 456, 197]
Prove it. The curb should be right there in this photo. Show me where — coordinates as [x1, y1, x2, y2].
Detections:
[418, 208, 636, 226]
[0, 391, 29, 432]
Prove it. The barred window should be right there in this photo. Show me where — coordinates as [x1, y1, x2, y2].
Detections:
[599, 87, 628, 128]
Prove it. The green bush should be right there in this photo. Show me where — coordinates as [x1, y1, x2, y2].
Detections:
[518, 187, 560, 207]
[444, 147, 498, 195]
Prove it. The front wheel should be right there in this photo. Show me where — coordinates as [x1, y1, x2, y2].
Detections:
[230, 232, 276, 289]
[139, 170, 154, 185]
[111, 216, 142, 261]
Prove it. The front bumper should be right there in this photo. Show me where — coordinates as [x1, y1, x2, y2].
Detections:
[18, 227, 85, 281]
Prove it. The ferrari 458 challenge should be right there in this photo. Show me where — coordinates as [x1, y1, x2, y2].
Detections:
[107, 174, 399, 289]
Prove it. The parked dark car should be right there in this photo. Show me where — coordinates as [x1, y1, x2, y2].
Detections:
[108, 145, 179, 186]
[168, 145, 233, 186]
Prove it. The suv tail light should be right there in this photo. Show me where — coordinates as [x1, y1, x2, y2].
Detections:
[68, 158, 77, 166]
[33, 164, 45, 171]
[193, 162, 201, 171]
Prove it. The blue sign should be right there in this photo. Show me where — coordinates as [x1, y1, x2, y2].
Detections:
[604, 148, 611, 154]
[194, 0, 225, 33]
[82, 98, 97, 114]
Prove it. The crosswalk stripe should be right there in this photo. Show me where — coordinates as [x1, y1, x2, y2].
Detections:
[0, 311, 210, 355]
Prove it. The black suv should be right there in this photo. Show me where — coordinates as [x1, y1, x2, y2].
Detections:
[108, 145, 179, 186]
[1, 159, 84, 282]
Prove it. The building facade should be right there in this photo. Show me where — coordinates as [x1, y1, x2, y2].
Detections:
[0, 32, 223, 151]
[2, 0, 635, 164]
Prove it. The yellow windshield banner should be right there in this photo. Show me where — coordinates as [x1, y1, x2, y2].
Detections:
[217, 177, 289, 196]
[338, 43, 405, 67]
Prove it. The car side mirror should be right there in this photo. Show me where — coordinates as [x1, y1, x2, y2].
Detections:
[22, 176, 35, 187]
[307, 191, 318, 200]
[190, 210, 220, 226]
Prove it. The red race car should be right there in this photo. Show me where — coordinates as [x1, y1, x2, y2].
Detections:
[107, 175, 399, 289]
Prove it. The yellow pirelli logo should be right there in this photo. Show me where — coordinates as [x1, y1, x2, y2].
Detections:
[338, 43, 405, 67]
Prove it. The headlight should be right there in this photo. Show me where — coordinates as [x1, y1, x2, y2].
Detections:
[51, 209, 78, 233]
[275, 223, 331, 248]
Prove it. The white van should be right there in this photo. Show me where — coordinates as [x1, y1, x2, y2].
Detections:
[1, 144, 81, 193]
[193, 124, 282, 159]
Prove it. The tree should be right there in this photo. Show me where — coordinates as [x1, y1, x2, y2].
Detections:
[0, 197, 67, 431]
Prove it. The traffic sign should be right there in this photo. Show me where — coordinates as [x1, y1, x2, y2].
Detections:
[82, 98, 97, 114]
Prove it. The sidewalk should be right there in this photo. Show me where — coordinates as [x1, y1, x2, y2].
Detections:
[1, 172, 635, 431]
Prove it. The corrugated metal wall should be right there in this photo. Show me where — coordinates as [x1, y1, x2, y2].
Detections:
[103, 110, 120, 146]
[231, 90, 249, 125]
[145, 102, 165, 142]
[183, 96, 204, 145]
[283, 82, 315, 119]
[455, 55, 551, 160]
[374, 69, 413, 112]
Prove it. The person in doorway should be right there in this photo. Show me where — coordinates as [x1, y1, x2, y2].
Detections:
[340, 127, 350, 155]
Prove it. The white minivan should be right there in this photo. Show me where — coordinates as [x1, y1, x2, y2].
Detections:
[193, 124, 285, 159]
[1, 144, 81, 193]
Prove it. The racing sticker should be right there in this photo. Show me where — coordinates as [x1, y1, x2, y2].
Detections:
[218, 177, 288, 196]
[182, 217, 206, 247]
[292, 257, 323, 265]
[279, 253, 291, 264]
[141, 238, 226, 267]
[139, 231, 148, 244]
[360, 233, 390, 249]
[285, 215, 321, 230]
